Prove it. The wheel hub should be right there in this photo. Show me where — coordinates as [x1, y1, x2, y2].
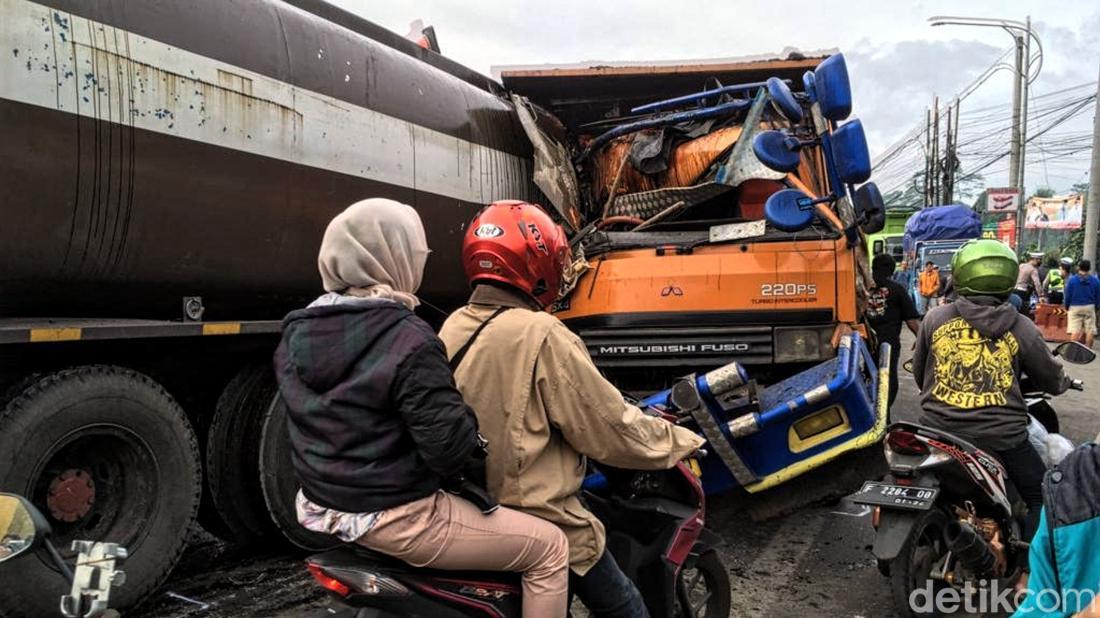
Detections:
[47, 469, 96, 522]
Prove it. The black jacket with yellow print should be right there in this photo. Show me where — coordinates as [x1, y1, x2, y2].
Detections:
[913, 295, 1071, 450]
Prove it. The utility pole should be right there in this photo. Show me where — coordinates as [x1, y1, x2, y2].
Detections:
[943, 105, 953, 204]
[1017, 16, 1032, 193]
[933, 96, 941, 205]
[1011, 34, 1025, 248]
[1084, 64, 1100, 267]
[924, 108, 932, 207]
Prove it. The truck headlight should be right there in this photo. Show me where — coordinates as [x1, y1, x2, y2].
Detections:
[773, 326, 835, 363]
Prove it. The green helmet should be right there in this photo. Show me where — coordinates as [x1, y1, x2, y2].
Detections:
[951, 239, 1019, 297]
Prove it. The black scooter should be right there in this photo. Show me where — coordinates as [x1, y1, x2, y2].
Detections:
[304, 454, 730, 617]
[854, 341, 1094, 617]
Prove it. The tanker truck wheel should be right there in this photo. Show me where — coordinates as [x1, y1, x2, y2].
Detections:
[0, 366, 201, 617]
[258, 396, 340, 551]
[206, 362, 279, 544]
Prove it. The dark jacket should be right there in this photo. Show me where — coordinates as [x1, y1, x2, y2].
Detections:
[914, 296, 1070, 450]
[274, 297, 479, 512]
[1014, 443, 1100, 617]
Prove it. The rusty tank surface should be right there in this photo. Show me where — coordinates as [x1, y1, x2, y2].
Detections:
[0, 0, 537, 320]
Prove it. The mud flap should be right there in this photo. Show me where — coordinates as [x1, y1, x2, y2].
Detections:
[873, 509, 920, 563]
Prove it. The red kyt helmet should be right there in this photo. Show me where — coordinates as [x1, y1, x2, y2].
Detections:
[462, 200, 570, 308]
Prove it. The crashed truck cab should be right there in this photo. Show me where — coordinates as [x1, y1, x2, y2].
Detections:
[500, 53, 890, 491]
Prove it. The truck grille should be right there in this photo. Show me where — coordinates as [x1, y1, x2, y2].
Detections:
[577, 325, 773, 367]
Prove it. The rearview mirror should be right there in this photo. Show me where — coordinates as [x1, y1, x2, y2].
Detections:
[764, 189, 815, 232]
[814, 53, 852, 121]
[831, 120, 871, 184]
[1054, 341, 1097, 365]
[0, 493, 47, 563]
[854, 182, 885, 234]
[802, 71, 817, 103]
[752, 131, 801, 173]
[767, 77, 803, 123]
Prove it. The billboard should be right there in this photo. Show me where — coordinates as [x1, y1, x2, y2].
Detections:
[1024, 194, 1084, 230]
[986, 187, 1020, 212]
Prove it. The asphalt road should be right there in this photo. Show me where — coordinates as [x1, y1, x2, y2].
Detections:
[141, 332, 1100, 618]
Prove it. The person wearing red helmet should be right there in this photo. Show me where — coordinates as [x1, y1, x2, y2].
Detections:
[439, 200, 705, 618]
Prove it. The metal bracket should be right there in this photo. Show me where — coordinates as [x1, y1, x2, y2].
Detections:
[61, 541, 127, 618]
[182, 296, 205, 322]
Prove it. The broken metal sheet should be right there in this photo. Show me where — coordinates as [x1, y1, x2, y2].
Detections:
[714, 89, 787, 187]
[709, 219, 767, 243]
[511, 94, 582, 231]
[608, 183, 733, 220]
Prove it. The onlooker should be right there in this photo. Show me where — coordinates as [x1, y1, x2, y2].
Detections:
[1038, 258, 1053, 293]
[1064, 259, 1100, 349]
[866, 254, 920, 408]
[1045, 257, 1072, 306]
[918, 261, 940, 314]
[893, 260, 912, 289]
[1015, 253, 1044, 313]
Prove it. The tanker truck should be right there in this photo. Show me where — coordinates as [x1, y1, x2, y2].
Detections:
[0, 0, 887, 613]
[0, 0, 541, 613]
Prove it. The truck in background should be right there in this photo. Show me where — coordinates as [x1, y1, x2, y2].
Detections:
[866, 208, 916, 261]
[901, 204, 982, 310]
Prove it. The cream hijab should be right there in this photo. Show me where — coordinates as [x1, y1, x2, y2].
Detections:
[317, 198, 430, 310]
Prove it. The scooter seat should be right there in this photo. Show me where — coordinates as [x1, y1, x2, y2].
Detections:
[310, 545, 523, 587]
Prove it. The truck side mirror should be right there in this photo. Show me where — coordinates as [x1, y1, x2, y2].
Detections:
[767, 77, 803, 123]
[752, 131, 802, 173]
[854, 182, 886, 234]
[814, 54, 852, 121]
[765, 189, 816, 232]
[802, 71, 817, 103]
[831, 120, 871, 184]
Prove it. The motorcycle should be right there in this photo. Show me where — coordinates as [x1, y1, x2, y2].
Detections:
[854, 340, 1095, 617]
[304, 451, 730, 617]
[0, 492, 127, 617]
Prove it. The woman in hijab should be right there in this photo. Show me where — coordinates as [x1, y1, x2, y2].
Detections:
[275, 198, 569, 617]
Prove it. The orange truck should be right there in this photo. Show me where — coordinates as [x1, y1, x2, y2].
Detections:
[500, 54, 876, 391]
[500, 53, 891, 499]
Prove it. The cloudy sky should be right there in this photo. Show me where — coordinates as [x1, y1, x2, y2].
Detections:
[332, 0, 1099, 194]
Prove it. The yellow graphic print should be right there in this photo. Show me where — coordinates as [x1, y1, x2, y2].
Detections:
[930, 317, 1018, 408]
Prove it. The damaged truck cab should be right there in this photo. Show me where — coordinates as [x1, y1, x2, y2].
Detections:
[501, 52, 890, 494]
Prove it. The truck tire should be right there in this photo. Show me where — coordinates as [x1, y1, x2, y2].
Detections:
[0, 366, 201, 617]
[258, 396, 340, 551]
[206, 362, 279, 544]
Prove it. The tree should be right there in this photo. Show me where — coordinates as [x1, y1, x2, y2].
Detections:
[883, 169, 985, 210]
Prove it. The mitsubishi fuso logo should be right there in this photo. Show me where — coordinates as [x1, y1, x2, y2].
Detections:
[660, 285, 684, 297]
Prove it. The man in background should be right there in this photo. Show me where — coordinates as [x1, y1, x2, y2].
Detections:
[1064, 259, 1100, 349]
[1014, 253, 1044, 313]
[918, 261, 940, 315]
[866, 254, 920, 407]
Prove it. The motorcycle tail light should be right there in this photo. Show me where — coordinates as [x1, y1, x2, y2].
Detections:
[316, 565, 411, 597]
[886, 431, 929, 456]
[307, 563, 351, 597]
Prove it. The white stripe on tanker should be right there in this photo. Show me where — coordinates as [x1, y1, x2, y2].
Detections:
[0, 0, 531, 205]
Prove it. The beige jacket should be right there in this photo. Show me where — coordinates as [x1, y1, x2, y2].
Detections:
[439, 285, 705, 574]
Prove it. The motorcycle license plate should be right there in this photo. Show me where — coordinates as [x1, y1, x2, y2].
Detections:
[851, 482, 938, 511]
